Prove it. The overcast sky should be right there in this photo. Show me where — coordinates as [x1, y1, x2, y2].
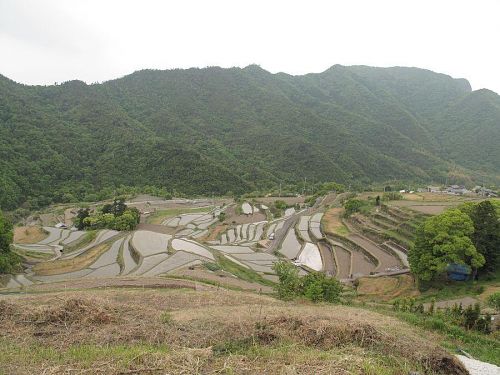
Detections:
[1, 0, 499, 93]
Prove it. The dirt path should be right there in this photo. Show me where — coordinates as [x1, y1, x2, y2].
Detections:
[423, 296, 479, 311]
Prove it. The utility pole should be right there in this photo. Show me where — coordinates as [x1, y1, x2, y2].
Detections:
[303, 177, 307, 196]
[279, 182, 281, 198]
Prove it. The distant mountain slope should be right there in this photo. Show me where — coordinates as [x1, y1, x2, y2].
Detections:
[0, 65, 499, 209]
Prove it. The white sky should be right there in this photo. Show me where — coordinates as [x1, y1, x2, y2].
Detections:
[1, 0, 499, 93]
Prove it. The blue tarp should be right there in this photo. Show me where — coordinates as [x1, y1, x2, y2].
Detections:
[447, 263, 470, 281]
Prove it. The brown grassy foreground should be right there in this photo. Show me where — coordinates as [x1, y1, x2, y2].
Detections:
[13, 226, 48, 244]
[0, 286, 468, 374]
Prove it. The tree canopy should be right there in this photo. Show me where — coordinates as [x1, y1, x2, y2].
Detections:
[0, 210, 21, 273]
[409, 209, 485, 281]
[1, 65, 499, 211]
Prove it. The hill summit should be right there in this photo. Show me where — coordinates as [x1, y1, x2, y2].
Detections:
[0, 65, 499, 209]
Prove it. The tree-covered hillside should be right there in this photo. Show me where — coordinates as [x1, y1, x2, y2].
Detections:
[0, 65, 499, 210]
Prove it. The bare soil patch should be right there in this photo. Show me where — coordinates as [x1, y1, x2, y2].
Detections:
[223, 206, 266, 224]
[204, 223, 227, 241]
[14, 226, 48, 244]
[356, 275, 418, 302]
[322, 207, 348, 235]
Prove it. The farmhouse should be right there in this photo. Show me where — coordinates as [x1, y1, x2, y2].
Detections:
[473, 186, 498, 197]
[426, 186, 442, 193]
[446, 185, 469, 195]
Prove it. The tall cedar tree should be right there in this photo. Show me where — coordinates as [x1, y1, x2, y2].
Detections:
[469, 201, 500, 275]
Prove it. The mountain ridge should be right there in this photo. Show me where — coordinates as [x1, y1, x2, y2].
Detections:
[0, 65, 499, 210]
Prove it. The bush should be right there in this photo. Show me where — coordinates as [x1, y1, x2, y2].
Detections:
[343, 199, 364, 217]
[382, 192, 403, 201]
[0, 210, 22, 274]
[80, 200, 140, 231]
[274, 200, 288, 210]
[273, 261, 301, 300]
[486, 292, 500, 312]
[273, 261, 343, 303]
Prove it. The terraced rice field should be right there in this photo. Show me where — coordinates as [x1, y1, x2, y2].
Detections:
[331, 244, 351, 279]
[297, 243, 322, 271]
[120, 235, 137, 275]
[309, 213, 324, 240]
[141, 251, 203, 276]
[212, 245, 278, 274]
[4, 193, 415, 290]
[209, 220, 268, 246]
[242, 202, 253, 215]
[348, 234, 402, 272]
[132, 230, 170, 256]
[298, 216, 312, 242]
[171, 239, 215, 260]
[279, 227, 302, 259]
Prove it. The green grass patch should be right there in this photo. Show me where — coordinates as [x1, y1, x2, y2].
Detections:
[63, 230, 98, 254]
[13, 247, 53, 260]
[367, 306, 500, 365]
[203, 262, 221, 272]
[0, 339, 169, 372]
[146, 207, 210, 224]
[416, 273, 499, 303]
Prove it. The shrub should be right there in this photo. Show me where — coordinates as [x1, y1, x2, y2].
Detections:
[487, 292, 500, 312]
[273, 262, 343, 303]
[382, 192, 403, 201]
[272, 260, 301, 300]
[343, 199, 365, 217]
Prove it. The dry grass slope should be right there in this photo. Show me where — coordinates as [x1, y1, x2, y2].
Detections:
[0, 287, 468, 374]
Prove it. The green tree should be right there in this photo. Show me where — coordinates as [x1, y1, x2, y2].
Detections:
[343, 199, 365, 217]
[302, 272, 326, 302]
[0, 211, 13, 252]
[408, 209, 485, 282]
[74, 208, 90, 230]
[0, 210, 21, 273]
[274, 200, 287, 210]
[467, 200, 500, 275]
[272, 260, 301, 300]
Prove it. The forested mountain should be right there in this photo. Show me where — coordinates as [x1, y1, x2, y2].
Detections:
[0, 65, 499, 209]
